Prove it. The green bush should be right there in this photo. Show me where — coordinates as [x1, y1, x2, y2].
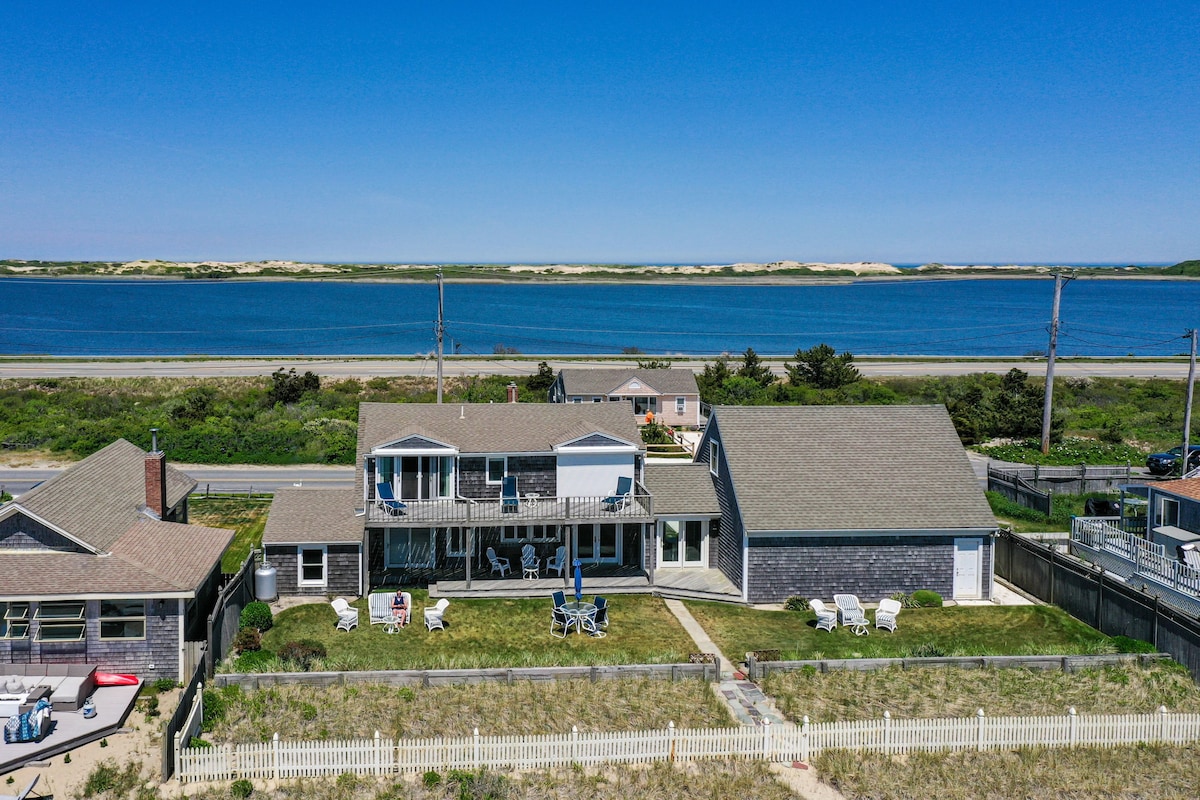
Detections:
[233, 627, 262, 654]
[240, 601, 273, 632]
[278, 639, 327, 670]
[890, 591, 920, 609]
[783, 596, 809, 612]
[201, 687, 233, 733]
[230, 778, 254, 798]
[911, 590, 943, 608]
[423, 770, 443, 787]
[1111, 636, 1156, 654]
[153, 677, 179, 692]
[233, 649, 277, 672]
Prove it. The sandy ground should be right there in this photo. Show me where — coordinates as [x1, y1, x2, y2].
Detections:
[4, 689, 177, 799]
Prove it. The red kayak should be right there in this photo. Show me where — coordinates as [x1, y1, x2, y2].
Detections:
[94, 672, 139, 686]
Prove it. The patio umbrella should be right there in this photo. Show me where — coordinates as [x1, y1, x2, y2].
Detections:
[573, 559, 583, 602]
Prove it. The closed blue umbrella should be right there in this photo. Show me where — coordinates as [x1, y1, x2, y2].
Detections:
[573, 559, 583, 603]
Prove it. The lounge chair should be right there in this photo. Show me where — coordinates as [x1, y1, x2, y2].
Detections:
[546, 545, 568, 578]
[486, 547, 511, 577]
[875, 598, 902, 633]
[331, 598, 359, 632]
[602, 476, 633, 511]
[833, 594, 867, 627]
[375, 482, 407, 516]
[592, 596, 609, 629]
[501, 475, 520, 513]
[809, 599, 837, 632]
[424, 598, 450, 631]
[521, 543, 540, 578]
[0, 775, 41, 800]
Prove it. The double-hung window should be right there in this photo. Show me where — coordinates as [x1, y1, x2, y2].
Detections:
[709, 441, 720, 477]
[35, 601, 86, 641]
[675, 396, 686, 414]
[299, 546, 327, 587]
[486, 457, 506, 485]
[99, 600, 146, 640]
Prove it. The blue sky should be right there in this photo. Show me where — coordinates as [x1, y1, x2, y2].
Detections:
[2, 2, 1197, 264]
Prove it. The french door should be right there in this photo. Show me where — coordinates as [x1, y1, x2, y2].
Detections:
[574, 523, 620, 564]
[660, 520, 705, 567]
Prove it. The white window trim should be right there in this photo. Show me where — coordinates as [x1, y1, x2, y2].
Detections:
[385, 528, 437, 569]
[500, 524, 559, 543]
[445, 527, 475, 558]
[1158, 497, 1180, 527]
[592, 396, 602, 403]
[675, 396, 686, 414]
[34, 600, 87, 642]
[486, 456, 507, 485]
[1, 602, 30, 640]
[659, 518, 708, 568]
[298, 545, 328, 587]
[571, 397, 582, 404]
[709, 441, 719, 477]
[99, 599, 147, 641]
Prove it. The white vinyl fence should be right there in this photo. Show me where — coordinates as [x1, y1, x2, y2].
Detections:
[177, 707, 1200, 783]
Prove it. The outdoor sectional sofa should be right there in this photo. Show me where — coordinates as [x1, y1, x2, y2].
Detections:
[0, 664, 97, 713]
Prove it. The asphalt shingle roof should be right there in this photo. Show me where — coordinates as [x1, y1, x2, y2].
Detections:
[16, 439, 196, 552]
[1, 439, 231, 598]
[263, 488, 364, 544]
[643, 463, 720, 516]
[712, 405, 996, 533]
[1154, 478, 1200, 502]
[558, 368, 699, 396]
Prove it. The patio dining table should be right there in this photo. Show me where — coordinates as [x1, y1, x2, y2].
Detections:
[560, 600, 604, 637]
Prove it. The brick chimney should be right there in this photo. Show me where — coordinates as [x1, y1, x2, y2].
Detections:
[145, 428, 167, 518]
[506, 382, 518, 403]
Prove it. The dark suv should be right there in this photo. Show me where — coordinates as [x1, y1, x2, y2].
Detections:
[1145, 445, 1200, 476]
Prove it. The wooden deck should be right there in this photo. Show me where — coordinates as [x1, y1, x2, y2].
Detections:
[0, 681, 141, 775]
[432, 566, 741, 602]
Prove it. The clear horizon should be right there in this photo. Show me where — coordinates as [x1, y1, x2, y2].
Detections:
[2, 3, 1197, 264]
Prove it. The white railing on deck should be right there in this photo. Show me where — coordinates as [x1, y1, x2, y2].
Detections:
[178, 709, 1200, 782]
[1072, 516, 1200, 598]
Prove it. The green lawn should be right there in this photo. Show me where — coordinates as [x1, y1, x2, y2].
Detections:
[681, 602, 1111, 661]
[251, 591, 699, 671]
[188, 496, 271, 572]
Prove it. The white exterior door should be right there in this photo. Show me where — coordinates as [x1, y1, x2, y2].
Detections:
[953, 538, 983, 599]
[660, 520, 706, 567]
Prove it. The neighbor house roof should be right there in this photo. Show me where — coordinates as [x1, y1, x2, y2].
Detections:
[263, 488, 364, 544]
[710, 405, 996, 533]
[558, 368, 699, 396]
[643, 463, 720, 516]
[0, 439, 231, 598]
[16, 439, 196, 552]
[1153, 478, 1200, 502]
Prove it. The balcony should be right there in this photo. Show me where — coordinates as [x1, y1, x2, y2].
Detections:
[365, 489, 654, 525]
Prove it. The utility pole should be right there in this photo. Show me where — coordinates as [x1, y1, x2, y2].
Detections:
[1183, 328, 1197, 476]
[436, 269, 445, 404]
[1041, 272, 1072, 454]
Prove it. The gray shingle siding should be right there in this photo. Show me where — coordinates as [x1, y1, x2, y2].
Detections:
[744, 534, 994, 603]
[267, 544, 361, 597]
[0, 513, 86, 552]
[457, 457, 556, 499]
[697, 419, 745, 594]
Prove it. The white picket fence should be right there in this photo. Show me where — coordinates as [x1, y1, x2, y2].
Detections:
[177, 708, 1200, 783]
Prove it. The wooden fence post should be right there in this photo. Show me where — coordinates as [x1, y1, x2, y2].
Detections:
[762, 717, 772, 760]
[666, 720, 675, 762]
[1159, 705, 1168, 742]
[474, 727, 481, 768]
[1068, 707, 1077, 748]
[571, 725, 580, 764]
[272, 732, 280, 781]
[883, 710, 891, 753]
[976, 708, 986, 752]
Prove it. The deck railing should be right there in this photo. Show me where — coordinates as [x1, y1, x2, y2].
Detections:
[365, 491, 654, 524]
[1071, 516, 1200, 599]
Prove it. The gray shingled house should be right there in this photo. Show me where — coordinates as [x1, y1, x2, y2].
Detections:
[262, 488, 363, 597]
[549, 368, 702, 427]
[695, 405, 997, 603]
[0, 440, 234, 682]
[354, 402, 655, 591]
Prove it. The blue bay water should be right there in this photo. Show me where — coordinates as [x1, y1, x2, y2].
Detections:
[1, 277, 1197, 357]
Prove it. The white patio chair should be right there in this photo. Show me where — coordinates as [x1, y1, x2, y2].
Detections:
[330, 598, 359, 632]
[875, 598, 902, 633]
[546, 545, 568, 578]
[833, 594, 866, 627]
[486, 547, 511, 577]
[369, 591, 395, 625]
[809, 599, 837, 632]
[424, 598, 450, 631]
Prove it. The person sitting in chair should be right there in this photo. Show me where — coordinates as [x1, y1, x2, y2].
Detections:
[391, 589, 410, 626]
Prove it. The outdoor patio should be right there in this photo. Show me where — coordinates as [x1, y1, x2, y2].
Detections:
[0, 681, 141, 774]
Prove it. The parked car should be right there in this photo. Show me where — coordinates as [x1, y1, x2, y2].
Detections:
[1145, 445, 1200, 476]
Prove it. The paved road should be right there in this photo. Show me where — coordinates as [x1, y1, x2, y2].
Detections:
[0, 465, 354, 497]
[0, 357, 1192, 379]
